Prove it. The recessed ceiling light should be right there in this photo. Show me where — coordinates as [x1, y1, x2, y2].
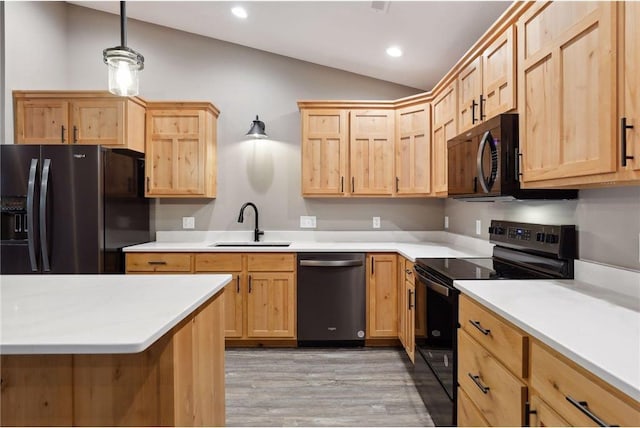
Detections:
[386, 46, 403, 58]
[231, 6, 248, 19]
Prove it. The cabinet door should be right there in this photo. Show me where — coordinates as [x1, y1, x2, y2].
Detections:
[397, 258, 407, 348]
[528, 394, 570, 427]
[621, 1, 640, 172]
[222, 273, 244, 338]
[458, 57, 483, 133]
[301, 109, 348, 195]
[350, 110, 395, 195]
[246, 272, 296, 338]
[518, 2, 617, 183]
[14, 99, 69, 144]
[395, 104, 431, 196]
[70, 99, 125, 146]
[146, 110, 206, 196]
[366, 254, 397, 338]
[405, 279, 415, 363]
[483, 25, 516, 119]
[432, 82, 458, 195]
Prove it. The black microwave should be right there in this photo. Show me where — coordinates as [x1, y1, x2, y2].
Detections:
[447, 114, 577, 201]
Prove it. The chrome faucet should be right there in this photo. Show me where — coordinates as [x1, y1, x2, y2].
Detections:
[237, 202, 264, 242]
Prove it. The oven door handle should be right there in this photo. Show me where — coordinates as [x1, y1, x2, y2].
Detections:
[414, 269, 451, 297]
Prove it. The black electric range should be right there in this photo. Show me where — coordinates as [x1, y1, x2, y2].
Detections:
[410, 220, 577, 427]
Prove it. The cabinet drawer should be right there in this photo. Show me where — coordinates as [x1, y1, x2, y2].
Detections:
[458, 329, 526, 427]
[403, 260, 415, 283]
[529, 394, 570, 427]
[460, 294, 528, 377]
[247, 253, 295, 271]
[458, 387, 489, 427]
[126, 253, 192, 272]
[530, 341, 640, 427]
[195, 253, 242, 271]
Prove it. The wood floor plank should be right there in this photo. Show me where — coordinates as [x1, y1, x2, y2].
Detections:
[225, 348, 434, 427]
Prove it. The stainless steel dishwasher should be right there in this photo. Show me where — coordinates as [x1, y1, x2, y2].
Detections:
[297, 253, 366, 346]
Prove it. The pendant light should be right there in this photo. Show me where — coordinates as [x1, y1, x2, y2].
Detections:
[246, 115, 268, 139]
[103, 1, 144, 96]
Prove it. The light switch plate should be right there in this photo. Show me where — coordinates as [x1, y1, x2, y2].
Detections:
[300, 216, 316, 228]
[373, 217, 381, 229]
[444, 216, 449, 229]
[182, 217, 195, 229]
[475, 219, 482, 235]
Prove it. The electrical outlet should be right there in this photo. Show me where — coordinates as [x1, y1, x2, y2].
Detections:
[300, 216, 317, 228]
[373, 217, 381, 229]
[182, 217, 195, 229]
[475, 219, 482, 235]
[444, 216, 449, 229]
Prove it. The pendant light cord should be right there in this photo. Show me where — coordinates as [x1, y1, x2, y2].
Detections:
[120, 1, 127, 47]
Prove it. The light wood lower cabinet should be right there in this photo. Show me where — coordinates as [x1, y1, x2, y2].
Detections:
[125, 253, 193, 273]
[195, 253, 297, 342]
[397, 256, 415, 362]
[458, 329, 527, 426]
[530, 340, 640, 427]
[0, 292, 225, 426]
[458, 386, 490, 427]
[366, 253, 398, 339]
[528, 394, 569, 427]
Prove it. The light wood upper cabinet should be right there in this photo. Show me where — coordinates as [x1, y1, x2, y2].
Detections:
[432, 82, 458, 196]
[620, 1, 640, 173]
[349, 110, 395, 195]
[14, 91, 145, 152]
[145, 102, 218, 198]
[458, 57, 483, 133]
[301, 109, 348, 196]
[395, 103, 432, 196]
[366, 253, 398, 338]
[483, 25, 516, 120]
[517, 2, 617, 184]
[457, 25, 516, 134]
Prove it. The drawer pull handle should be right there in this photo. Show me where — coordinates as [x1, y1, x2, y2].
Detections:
[147, 261, 167, 265]
[566, 396, 617, 427]
[405, 268, 412, 275]
[468, 373, 490, 394]
[469, 320, 491, 335]
[236, 275, 240, 293]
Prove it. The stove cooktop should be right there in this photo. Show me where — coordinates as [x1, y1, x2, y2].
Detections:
[414, 257, 550, 281]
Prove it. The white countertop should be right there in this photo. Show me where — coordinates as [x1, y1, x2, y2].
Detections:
[124, 240, 487, 262]
[455, 272, 640, 401]
[0, 274, 231, 355]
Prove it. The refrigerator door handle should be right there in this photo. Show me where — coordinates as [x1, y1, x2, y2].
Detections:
[26, 158, 39, 272]
[40, 158, 52, 272]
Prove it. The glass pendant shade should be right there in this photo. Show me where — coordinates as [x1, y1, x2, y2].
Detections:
[104, 47, 143, 96]
[246, 115, 268, 139]
[103, 2, 144, 96]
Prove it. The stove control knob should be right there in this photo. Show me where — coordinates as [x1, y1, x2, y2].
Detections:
[488, 226, 495, 234]
[495, 227, 505, 235]
[545, 234, 559, 244]
[536, 232, 545, 242]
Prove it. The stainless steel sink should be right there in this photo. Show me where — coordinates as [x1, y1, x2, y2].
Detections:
[210, 242, 291, 247]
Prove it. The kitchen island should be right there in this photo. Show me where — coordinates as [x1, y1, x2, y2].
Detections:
[0, 274, 231, 426]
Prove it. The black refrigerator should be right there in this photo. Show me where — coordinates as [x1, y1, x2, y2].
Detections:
[0, 144, 150, 274]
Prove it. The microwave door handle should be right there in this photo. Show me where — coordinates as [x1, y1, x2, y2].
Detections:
[40, 159, 52, 272]
[26, 158, 39, 272]
[477, 132, 490, 193]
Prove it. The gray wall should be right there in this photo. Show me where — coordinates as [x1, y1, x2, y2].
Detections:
[444, 187, 640, 271]
[4, 1, 68, 143]
[4, 2, 443, 232]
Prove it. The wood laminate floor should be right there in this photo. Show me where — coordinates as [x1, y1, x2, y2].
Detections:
[225, 347, 434, 427]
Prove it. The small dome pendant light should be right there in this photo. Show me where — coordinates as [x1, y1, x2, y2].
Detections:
[246, 115, 268, 139]
[103, 1, 144, 96]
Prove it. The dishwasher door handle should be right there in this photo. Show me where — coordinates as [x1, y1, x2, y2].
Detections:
[299, 260, 364, 267]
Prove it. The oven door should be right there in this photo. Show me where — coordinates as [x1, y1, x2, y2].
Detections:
[414, 265, 459, 426]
